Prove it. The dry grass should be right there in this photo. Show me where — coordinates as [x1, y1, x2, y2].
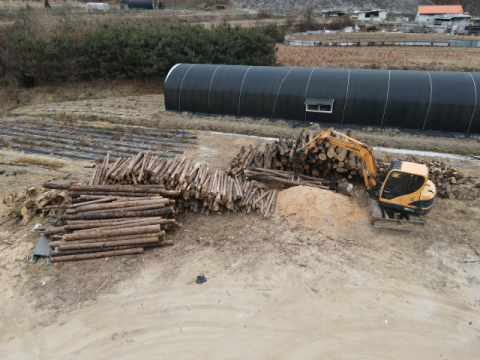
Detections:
[1, 138, 11, 147]
[12, 157, 63, 168]
[277, 44, 480, 72]
[0, 78, 164, 115]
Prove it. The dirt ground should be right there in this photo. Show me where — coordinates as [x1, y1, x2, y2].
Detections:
[0, 115, 480, 358]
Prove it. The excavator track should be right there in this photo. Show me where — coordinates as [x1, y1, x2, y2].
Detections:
[365, 193, 425, 231]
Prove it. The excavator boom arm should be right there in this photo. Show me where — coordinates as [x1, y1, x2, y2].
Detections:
[295, 129, 379, 190]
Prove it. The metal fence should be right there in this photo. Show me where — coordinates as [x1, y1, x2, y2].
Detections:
[284, 34, 480, 48]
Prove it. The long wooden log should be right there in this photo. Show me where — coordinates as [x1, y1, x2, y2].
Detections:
[60, 207, 173, 221]
[63, 224, 161, 241]
[65, 217, 159, 225]
[79, 203, 168, 216]
[50, 247, 144, 262]
[50, 241, 173, 257]
[71, 198, 170, 213]
[49, 232, 165, 247]
[64, 218, 173, 231]
[69, 190, 179, 197]
[68, 197, 118, 208]
[59, 238, 159, 251]
[44, 184, 166, 192]
[125, 152, 144, 176]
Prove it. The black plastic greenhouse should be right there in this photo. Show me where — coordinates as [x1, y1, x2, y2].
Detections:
[120, 0, 154, 9]
[164, 64, 480, 136]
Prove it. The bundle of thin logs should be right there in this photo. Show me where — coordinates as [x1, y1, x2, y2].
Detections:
[226, 129, 364, 181]
[40, 184, 180, 262]
[85, 151, 279, 217]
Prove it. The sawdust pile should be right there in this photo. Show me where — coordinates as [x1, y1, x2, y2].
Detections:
[274, 186, 366, 229]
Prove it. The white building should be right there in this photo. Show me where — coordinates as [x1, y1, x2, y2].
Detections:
[415, 5, 471, 27]
[355, 9, 388, 22]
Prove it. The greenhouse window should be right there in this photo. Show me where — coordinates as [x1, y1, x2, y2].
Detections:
[304, 98, 334, 114]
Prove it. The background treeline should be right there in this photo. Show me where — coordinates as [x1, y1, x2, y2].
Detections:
[0, 17, 279, 87]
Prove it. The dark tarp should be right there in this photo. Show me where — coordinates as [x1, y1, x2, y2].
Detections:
[342, 69, 390, 127]
[468, 72, 480, 135]
[305, 68, 349, 124]
[423, 71, 476, 133]
[121, 0, 154, 9]
[164, 64, 480, 135]
[304, 98, 334, 106]
[382, 70, 431, 130]
[208, 65, 250, 116]
[238, 66, 292, 119]
[273, 67, 314, 121]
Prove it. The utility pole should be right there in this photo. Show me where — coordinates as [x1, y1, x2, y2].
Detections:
[466, 0, 470, 14]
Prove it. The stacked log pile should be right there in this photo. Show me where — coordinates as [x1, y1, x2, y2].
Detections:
[2, 187, 67, 225]
[225, 129, 479, 200]
[40, 184, 180, 262]
[226, 129, 364, 181]
[85, 152, 279, 217]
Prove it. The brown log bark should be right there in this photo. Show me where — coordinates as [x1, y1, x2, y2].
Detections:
[89, 165, 99, 186]
[63, 224, 162, 241]
[50, 247, 144, 262]
[71, 198, 170, 213]
[60, 207, 173, 221]
[70, 197, 118, 208]
[51, 241, 172, 257]
[125, 152, 144, 176]
[65, 218, 172, 232]
[44, 183, 167, 192]
[49, 232, 164, 247]
[110, 158, 128, 180]
[60, 237, 160, 251]
[79, 203, 168, 215]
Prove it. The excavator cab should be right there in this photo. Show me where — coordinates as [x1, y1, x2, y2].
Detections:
[378, 161, 436, 215]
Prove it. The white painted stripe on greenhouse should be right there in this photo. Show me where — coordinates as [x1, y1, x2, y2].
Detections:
[341, 69, 350, 125]
[380, 70, 391, 128]
[467, 73, 477, 134]
[237, 67, 252, 116]
[178, 64, 195, 112]
[207, 65, 222, 113]
[422, 71, 433, 132]
[271, 67, 295, 119]
[303, 68, 316, 122]
[165, 63, 180, 85]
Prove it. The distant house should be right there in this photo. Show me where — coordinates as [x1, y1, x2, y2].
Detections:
[415, 5, 471, 27]
[355, 9, 388, 22]
[319, 10, 346, 19]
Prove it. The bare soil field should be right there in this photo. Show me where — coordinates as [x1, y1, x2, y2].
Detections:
[277, 44, 480, 72]
[0, 115, 480, 358]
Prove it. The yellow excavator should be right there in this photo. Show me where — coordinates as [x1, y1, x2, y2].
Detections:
[293, 129, 436, 231]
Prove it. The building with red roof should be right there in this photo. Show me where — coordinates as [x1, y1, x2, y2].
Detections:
[415, 5, 471, 31]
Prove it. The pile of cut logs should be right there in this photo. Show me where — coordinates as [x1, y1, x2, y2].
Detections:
[226, 129, 364, 181]
[86, 152, 279, 217]
[40, 184, 180, 262]
[3, 188, 68, 226]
